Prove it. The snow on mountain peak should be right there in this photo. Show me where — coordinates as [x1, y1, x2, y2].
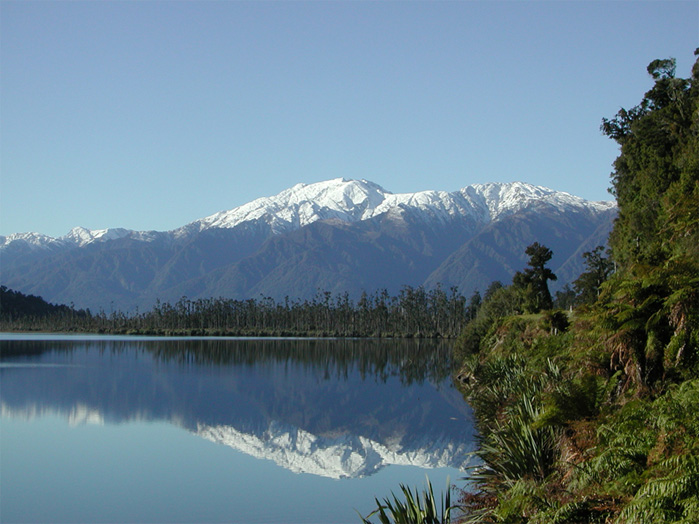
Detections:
[192, 178, 393, 234]
[189, 178, 615, 235]
[463, 181, 615, 220]
[1, 226, 136, 250]
[2, 178, 616, 249]
[0, 231, 58, 250]
[65, 227, 132, 247]
[196, 420, 472, 479]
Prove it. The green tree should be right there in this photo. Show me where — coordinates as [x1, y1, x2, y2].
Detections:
[513, 242, 557, 313]
[452, 49, 699, 524]
[553, 283, 576, 310]
[573, 246, 615, 304]
[466, 290, 481, 320]
[602, 50, 699, 269]
[600, 50, 699, 387]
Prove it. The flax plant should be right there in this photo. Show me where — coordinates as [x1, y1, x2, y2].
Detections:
[359, 478, 457, 524]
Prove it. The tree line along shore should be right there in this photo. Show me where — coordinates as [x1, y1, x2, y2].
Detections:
[0, 273, 578, 339]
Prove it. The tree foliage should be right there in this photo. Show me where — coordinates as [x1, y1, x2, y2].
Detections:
[513, 242, 557, 313]
[573, 246, 614, 305]
[602, 50, 699, 269]
[0, 285, 87, 321]
[598, 49, 699, 389]
[0, 285, 471, 339]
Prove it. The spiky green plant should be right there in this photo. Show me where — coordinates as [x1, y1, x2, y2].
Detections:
[460, 354, 560, 430]
[359, 477, 456, 524]
[473, 395, 560, 488]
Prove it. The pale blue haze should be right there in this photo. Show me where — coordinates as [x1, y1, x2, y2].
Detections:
[1, 1, 697, 237]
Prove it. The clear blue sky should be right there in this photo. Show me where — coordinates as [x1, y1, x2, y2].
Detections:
[1, 1, 697, 237]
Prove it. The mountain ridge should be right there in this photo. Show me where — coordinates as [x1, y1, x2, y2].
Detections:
[0, 179, 616, 310]
[1, 179, 614, 247]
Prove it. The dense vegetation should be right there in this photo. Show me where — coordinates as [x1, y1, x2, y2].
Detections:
[0, 285, 86, 320]
[0, 285, 475, 338]
[450, 50, 699, 523]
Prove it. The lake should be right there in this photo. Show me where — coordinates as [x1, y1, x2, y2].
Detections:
[0, 334, 476, 523]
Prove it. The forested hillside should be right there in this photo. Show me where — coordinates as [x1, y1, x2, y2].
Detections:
[0, 285, 85, 321]
[453, 50, 699, 523]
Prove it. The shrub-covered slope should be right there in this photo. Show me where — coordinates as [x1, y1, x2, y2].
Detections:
[454, 50, 699, 523]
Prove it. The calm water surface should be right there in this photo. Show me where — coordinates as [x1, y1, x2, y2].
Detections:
[0, 334, 476, 523]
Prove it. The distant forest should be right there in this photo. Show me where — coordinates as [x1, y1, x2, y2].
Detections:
[0, 242, 601, 339]
[0, 285, 78, 319]
[1, 284, 481, 338]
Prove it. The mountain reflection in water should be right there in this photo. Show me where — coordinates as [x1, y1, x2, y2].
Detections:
[0, 337, 476, 479]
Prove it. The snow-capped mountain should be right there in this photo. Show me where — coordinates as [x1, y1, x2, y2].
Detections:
[0, 226, 160, 250]
[0, 178, 616, 310]
[197, 421, 472, 479]
[0, 337, 475, 480]
[186, 178, 613, 233]
[1, 178, 614, 248]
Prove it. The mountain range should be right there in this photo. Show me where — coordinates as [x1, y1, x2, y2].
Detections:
[0, 178, 616, 311]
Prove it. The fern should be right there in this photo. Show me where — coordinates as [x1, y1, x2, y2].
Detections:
[617, 454, 699, 523]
